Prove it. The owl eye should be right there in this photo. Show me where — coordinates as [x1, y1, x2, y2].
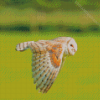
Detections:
[70, 44, 73, 47]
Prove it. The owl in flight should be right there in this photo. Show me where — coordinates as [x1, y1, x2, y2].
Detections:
[16, 37, 77, 93]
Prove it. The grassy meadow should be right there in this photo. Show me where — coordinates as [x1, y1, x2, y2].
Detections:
[0, 31, 100, 100]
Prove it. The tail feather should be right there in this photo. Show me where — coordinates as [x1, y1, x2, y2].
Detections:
[16, 41, 34, 51]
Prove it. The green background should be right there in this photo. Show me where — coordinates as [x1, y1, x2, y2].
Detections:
[0, 32, 100, 99]
[0, 0, 100, 99]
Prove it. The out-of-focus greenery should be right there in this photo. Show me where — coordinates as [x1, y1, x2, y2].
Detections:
[0, 0, 100, 12]
[0, 0, 99, 33]
[0, 0, 100, 100]
[0, 8, 100, 33]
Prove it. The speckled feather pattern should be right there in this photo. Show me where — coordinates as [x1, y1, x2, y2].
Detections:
[16, 37, 77, 93]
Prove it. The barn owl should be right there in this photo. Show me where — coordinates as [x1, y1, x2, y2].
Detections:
[16, 37, 77, 93]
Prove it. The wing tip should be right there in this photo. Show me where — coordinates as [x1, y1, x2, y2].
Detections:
[15, 47, 24, 52]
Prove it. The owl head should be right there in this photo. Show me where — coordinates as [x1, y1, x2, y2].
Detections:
[64, 37, 77, 56]
[67, 38, 77, 56]
[53, 37, 77, 56]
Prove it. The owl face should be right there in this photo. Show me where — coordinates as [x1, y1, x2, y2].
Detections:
[67, 38, 77, 56]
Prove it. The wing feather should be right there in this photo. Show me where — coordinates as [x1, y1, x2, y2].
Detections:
[39, 69, 55, 92]
[33, 64, 48, 78]
[36, 67, 50, 89]
[30, 41, 65, 93]
[43, 70, 58, 93]
[32, 63, 45, 72]
[44, 70, 59, 93]
[34, 69, 51, 84]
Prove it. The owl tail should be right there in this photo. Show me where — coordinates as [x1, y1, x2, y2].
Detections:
[16, 41, 34, 51]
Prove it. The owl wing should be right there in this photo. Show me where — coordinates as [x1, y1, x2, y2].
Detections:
[29, 41, 65, 93]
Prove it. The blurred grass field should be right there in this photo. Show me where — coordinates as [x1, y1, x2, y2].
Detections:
[0, 8, 100, 34]
[0, 31, 100, 100]
[0, 8, 100, 26]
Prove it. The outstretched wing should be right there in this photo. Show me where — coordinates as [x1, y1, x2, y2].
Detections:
[29, 41, 65, 93]
[16, 41, 34, 51]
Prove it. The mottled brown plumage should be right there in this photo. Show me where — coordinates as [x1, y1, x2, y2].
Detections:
[16, 37, 77, 93]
